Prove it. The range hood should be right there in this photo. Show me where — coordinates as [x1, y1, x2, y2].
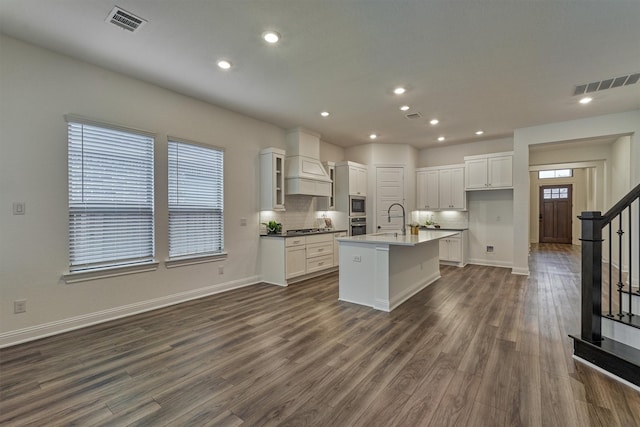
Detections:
[284, 128, 332, 197]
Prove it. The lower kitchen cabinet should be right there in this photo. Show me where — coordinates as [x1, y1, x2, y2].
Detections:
[438, 230, 467, 267]
[261, 232, 343, 286]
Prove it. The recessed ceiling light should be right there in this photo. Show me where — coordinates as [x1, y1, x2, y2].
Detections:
[430, 119, 439, 125]
[437, 136, 445, 142]
[579, 97, 593, 104]
[321, 111, 330, 117]
[217, 60, 232, 70]
[369, 133, 378, 139]
[475, 130, 484, 135]
[262, 31, 280, 44]
[393, 87, 406, 95]
[400, 105, 410, 111]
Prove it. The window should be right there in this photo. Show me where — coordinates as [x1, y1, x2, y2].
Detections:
[543, 187, 569, 199]
[168, 139, 224, 258]
[68, 120, 155, 272]
[539, 169, 572, 179]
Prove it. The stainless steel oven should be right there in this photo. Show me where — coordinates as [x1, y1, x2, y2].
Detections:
[349, 196, 366, 217]
[350, 217, 367, 236]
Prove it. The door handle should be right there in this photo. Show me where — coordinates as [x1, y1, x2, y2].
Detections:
[539, 214, 542, 220]
[377, 225, 381, 229]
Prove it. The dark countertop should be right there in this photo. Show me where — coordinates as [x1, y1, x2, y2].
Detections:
[419, 226, 468, 231]
[260, 229, 348, 238]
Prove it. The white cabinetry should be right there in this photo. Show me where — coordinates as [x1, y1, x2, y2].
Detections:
[336, 161, 368, 212]
[438, 231, 467, 267]
[464, 152, 513, 190]
[285, 237, 306, 279]
[306, 234, 334, 273]
[260, 148, 286, 211]
[317, 162, 335, 211]
[261, 232, 343, 286]
[416, 170, 439, 210]
[416, 165, 465, 210]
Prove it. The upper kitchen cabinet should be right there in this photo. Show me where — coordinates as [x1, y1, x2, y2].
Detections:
[464, 152, 513, 190]
[260, 147, 286, 211]
[416, 169, 439, 210]
[416, 165, 465, 210]
[316, 162, 335, 211]
[336, 162, 367, 197]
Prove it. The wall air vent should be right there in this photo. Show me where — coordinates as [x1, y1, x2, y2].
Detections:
[405, 112, 422, 120]
[105, 6, 147, 32]
[573, 72, 639, 96]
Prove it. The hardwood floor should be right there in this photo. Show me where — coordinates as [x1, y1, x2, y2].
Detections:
[1, 244, 639, 426]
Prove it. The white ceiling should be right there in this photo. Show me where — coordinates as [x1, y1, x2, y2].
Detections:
[1, 0, 639, 149]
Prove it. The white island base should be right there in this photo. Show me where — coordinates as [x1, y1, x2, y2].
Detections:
[337, 230, 457, 311]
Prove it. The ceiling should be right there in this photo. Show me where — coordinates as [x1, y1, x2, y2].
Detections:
[1, 1, 639, 149]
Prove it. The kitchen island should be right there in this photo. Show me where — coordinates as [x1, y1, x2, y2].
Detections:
[336, 230, 457, 311]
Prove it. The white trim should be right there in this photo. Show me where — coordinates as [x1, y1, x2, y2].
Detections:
[528, 160, 604, 171]
[64, 113, 155, 138]
[572, 355, 640, 393]
[511, 267, 530, 276]
[63, 261, 159, 284]
[0, 275, 260, 348]
[165, 252, 227, 268]
[467, 259, 514, 269]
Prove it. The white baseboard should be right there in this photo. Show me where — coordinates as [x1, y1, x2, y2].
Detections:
[0, 275, 261, 349]
[467, 258, 514, 270]
[572, 355, 640, 393]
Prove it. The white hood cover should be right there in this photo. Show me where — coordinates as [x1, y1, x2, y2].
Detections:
[284, 128, 332, 197]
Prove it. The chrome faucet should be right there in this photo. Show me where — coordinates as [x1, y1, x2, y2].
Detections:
[387, 203, 406, 235]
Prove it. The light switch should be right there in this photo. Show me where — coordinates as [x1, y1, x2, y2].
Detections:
[240, 218, 247, 226]
[13, 202, 25, 215]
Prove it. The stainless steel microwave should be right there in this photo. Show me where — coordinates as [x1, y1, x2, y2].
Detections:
[349, 196, 366, 217]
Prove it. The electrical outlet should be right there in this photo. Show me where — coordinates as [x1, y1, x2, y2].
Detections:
[240, 218, 247, 226]
[14, 299, 26, 314]
[353, 255, 361, 262]
[486, 245, 494, 253]
[13, 202, 25, 215]
[218, 265, 224, 274]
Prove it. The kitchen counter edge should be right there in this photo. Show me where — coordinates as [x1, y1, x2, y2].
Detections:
[260, 229, 348, 238]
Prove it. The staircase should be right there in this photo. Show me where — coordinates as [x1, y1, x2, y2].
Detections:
[570, 182, 640, 388]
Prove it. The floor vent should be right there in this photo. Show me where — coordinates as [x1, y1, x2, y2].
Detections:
[105, 6, 147, 32]
[574, 72, 639, 96]
[405, 112, 422, 120]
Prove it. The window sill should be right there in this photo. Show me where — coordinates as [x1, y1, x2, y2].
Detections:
[63, 261, 159, 284]
[165, 252, 227, 269]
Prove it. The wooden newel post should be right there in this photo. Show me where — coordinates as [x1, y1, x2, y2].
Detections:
[579, 211, 603, 343]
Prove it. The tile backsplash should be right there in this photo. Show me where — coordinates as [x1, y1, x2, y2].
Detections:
[260, 195, 331, 232]
[412, 210, 469, 229]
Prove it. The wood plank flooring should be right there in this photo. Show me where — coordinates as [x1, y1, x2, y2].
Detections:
[1, 243, 639, 426]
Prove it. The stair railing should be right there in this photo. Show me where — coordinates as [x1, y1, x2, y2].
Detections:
[579, 182, 640, 343]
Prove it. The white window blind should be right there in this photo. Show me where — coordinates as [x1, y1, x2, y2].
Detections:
[68, 121, 155, 271]
[168, 140, 224, 258]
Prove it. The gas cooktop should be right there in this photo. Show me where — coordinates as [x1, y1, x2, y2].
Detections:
[286, 228, 326, 235]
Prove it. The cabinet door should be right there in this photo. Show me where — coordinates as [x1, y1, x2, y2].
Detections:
[438, 169, 452, 209]
[447, 238, 462, 262]
[285, 246, 306, 278]
[348, 166, 360, 195]
[488, 155, 513, 188]
[439, 239, 449, 261]
[450, 167, 465, 209]
[417, 171, 438, 210]
[356, 167, 367, 196]
[465, 158, 488, 189]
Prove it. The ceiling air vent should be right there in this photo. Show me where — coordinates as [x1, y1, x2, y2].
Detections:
[105, 6, 147, 32]
[573, 72, 640, 96]
[405, 112, 422, 120]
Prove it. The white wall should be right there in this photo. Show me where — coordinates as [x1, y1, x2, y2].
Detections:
[418, 137, 513, 167]
[0, 36, 290, 345]
[467, 190, 514, 268]
[512, 110, 640, 276]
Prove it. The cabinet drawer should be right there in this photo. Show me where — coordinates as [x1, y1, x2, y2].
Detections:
[306, 254, 333, 273]
[306, 234, 333, 244]
[306, 242, 333, 258]
[285, 236, 306, 247]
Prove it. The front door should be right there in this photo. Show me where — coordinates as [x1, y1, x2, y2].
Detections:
[376, 167, 405, 232]
[539, 184, 572, 244]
